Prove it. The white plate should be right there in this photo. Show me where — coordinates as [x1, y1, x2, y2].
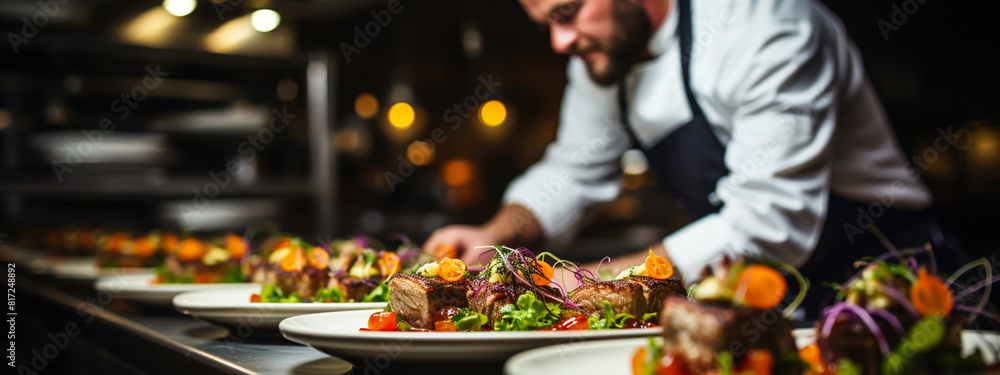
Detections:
[280, 309, 661, 364]
[94, 273, 257, 306]
[505, 330, 1000, 375]
[172, 287, 387, 335]
[47, 257, 154, 280]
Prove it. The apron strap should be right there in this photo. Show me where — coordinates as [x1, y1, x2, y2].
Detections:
[618, 0, 705, 149]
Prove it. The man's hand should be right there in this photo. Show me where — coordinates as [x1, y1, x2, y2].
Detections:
[422, 225, 498, 266]
[422, 204, 545, 265]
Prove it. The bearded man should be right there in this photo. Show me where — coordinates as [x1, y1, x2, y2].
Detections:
[424, 0, 955, 316]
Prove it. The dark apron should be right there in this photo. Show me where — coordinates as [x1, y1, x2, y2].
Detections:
[617, 0, 963, 318]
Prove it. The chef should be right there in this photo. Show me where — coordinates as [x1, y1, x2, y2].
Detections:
[424, 0, 949, 315]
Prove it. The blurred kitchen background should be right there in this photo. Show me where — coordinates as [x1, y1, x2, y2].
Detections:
[0, 0, 997, 262]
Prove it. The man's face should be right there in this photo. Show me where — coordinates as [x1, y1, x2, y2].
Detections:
[520, 0, 652, 86]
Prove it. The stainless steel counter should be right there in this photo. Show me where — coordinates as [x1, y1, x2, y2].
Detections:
[16, 269, 487, 375]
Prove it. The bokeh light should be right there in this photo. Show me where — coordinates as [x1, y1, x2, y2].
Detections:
[355, 93, 379, 120]
[406, 141, 435, 166]
[478, 100, 507, 127]
[388, 103, 415, 129]
[163, 0, 196, 17]
[442, 159, 473, 187]
[251, 9, 281, 33]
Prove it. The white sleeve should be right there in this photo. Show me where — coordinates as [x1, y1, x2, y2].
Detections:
[666, 17, 842, 279]
[503, 58, 631, 249]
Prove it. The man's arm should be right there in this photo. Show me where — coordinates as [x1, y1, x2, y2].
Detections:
[424, 57, 628, 264]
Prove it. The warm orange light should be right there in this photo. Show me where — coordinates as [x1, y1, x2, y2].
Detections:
[406, 141, 435, 166]
[388, 103, 414, 129]
[355, 93, 379, 120]
[442, 159, 473, 187]
[973, 126, 999, 160]
[478, 100, 506, 127]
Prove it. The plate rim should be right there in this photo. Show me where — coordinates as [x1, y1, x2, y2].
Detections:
[279, 309, 663, 343]
[172, 288, 388, 313]
[503, 328, 1000, 374]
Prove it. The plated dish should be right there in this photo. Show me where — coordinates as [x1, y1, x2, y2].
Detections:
[246, 235, 428, 304]
[172, 286, 386, 335]
[280, 245, 688, 364]
[375, 246, 683, 333]
[155, 232, 247, 284]
[623, 238, 1000, 375]
[798, 244, 1000, 375]
[504, 331, 1000, 375]
[94, 273, 257, 306]
[279, 309, 660, 363]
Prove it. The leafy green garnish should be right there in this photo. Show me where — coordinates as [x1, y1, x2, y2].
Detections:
[313, 287, 344, 303]
[362, 250, 377, 267]
[587, 300, 636, 330]
[259, 283, 303, 303]
[638, 337, 662, 375]
[837, 359, 862, 375]
[686, 283, 699, 300]
[155, 263, 176, 283]
[102, 257, 120, 269]
[716, 351, 735, 375]
[396, 320, 411, 331]
[869, 260, 917, 283]
[222, 266, 244, 283]
[881, 316, 945, 375]
[362, 283, 390, 302]
[823, 281, 847, 301]
[450, 308, 488, 331]
[641, 312, 658, 323]
[494, 293, 562, 331]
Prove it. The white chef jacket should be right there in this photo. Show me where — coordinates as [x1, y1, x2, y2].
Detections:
[501, 0, 932, 279]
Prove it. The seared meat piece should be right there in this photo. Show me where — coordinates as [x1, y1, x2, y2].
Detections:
[338, 277, 376, 302]
[660, 296, 800, 375]
[467, 278, 568, 325]
[619, 277, 686, 314]
[570, 279, 647, 318]
[258, 266, 332, 299]
[388, 274, 470, 329]
[468, 281, 516, 325]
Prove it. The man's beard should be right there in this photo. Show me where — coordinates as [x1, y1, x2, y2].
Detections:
[573, 0, 652, 86]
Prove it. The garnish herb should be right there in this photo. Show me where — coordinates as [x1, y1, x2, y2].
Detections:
[314, 286, 344, 303]
[494, 293, 562, 331]
[450, 308, 488, 331]
[362, 283, 390, 302]
[588, 300, 636, 330]
[881, 317, 945, 375]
